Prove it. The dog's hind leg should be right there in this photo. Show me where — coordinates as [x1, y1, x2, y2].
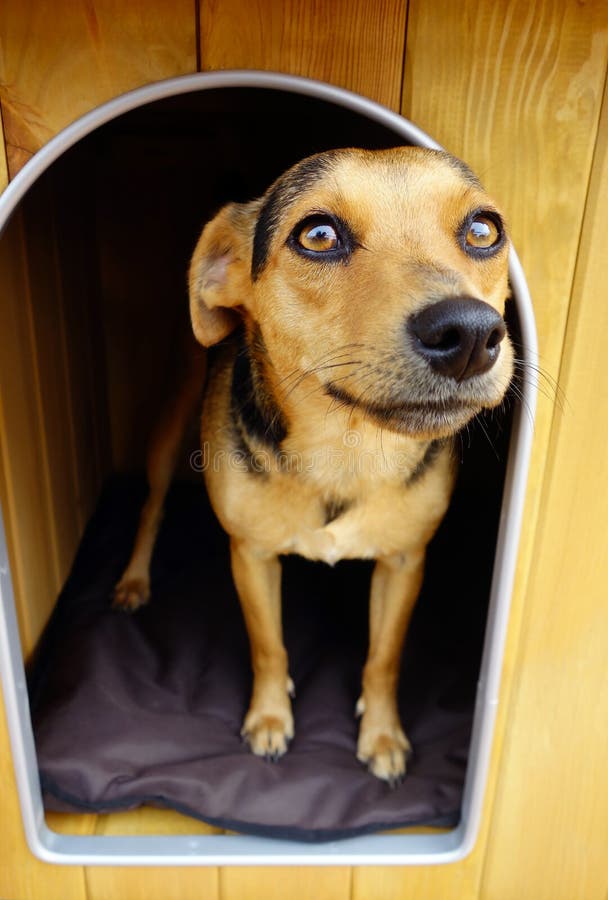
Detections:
[113, 345, 207, 611]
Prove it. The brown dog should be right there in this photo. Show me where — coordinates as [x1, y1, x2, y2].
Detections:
[114, 147, 513, 784]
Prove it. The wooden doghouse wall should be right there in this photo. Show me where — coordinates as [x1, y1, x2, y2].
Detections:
[1, 2, 608, 898]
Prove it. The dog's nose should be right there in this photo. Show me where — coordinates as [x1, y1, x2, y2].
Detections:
[408, 297, 506, 380]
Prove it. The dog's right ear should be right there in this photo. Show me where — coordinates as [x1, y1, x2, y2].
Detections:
[188, 200, 260, 347]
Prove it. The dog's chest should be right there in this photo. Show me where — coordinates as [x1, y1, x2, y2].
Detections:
[252, 463, 450, 564]
[204, 365, 454, 562]
[282, 496, 391, 564]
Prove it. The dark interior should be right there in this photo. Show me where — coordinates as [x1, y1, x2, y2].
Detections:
[22, 87, 516, 841]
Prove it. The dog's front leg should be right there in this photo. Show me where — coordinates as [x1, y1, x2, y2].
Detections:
[230, 537, 294, 760]
[357, 550, 425, 784]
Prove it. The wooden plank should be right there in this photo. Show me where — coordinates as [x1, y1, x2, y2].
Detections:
[219, 867, 352, 900]
[480, 72, 608, 900]
[353, 864, 476, 900]
[355, 2, 608, 898]
[46, 812, 98, 836]
[0, 171, 108, 654]
[19, 182, 83, 591]
[199, 0, 407, 110]
[0, 693, 88, 900]
[93, 806, 223, 838]
[200, 7, 404, 898]
[0, 210, 61, 653]
[0, 195, 96, 896]
[0, 6, 405, 887]
[402, 0, 608, 487]
[402, 0, 608, 440]
[0, 4, 603, 899]
[86, 866, 219, 900]
[85, 808, 221, 900]
[46, 157, 112, 535]
[0, 0, 197, 177]
[0, 103, 8, 192]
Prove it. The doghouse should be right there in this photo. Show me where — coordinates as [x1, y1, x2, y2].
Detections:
[0, 71, 537, 865]
[1, 4, 606, 898]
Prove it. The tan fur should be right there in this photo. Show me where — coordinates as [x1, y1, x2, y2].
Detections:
[116, 147, 513, 782]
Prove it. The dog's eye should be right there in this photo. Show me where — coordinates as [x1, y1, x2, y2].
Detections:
[298, 221, 339, 252]
[463, 212, 503, 253]
[466, 216, 499, 248]
[289, 213, 356, 262]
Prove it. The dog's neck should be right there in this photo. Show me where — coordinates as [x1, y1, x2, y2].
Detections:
[230, 325, 437, 490]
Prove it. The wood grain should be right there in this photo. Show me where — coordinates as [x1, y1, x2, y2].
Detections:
[480, 71, 608, 900]
[354, 863, 479, 900]
[19, 181, 86, 594]
[0, 0, 197, 177]
[403, 0, 608, 416]
[0, 104, 8, 191]
[0, 209, 63, 652]
[86, 867, 219, 900]
[85, 808, 221, 900]
[199, 0, 407, 110]
[46, 812, 98, 836]
[199, 7, 404, 898]
[355, 2, 608, 897]
[0, 167, 111, 654]
[219, 866, 352, 900]
[48, 158, 113, 532]
[0, 5, 204, 897]
[0, 1, 607, 897]
[0, 695, 88, 900]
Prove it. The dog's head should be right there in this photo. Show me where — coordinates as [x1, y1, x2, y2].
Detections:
[189, 147, 513, 439]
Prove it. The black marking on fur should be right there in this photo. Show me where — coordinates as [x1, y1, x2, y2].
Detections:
[252, 152, 339, 280]
[323, 497, 353, 526]
[230, 420, 269, 477]
[230, 327, 288, 454]
[406, 440, 444, 486]
[438, 151, 483, 189]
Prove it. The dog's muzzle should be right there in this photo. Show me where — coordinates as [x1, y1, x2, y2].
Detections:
[409, 297, 506, 381]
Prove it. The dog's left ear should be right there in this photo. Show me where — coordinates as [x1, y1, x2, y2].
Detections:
[188, 200, 260, 347]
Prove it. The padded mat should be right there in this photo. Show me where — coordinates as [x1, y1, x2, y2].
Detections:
[29, 458, 501, 842]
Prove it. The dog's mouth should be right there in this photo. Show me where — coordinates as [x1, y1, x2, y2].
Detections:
[324, 382, 484, 436]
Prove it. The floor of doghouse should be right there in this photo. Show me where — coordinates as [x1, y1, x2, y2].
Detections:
[28, 467, 499, 843]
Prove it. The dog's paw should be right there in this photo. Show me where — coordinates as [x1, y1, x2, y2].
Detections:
[357, 720, 412, 787]
[241, 705, 294, 762]
[112, 575, 150, 612]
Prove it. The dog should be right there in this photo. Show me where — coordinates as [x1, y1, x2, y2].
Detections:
[113, 146, 513, 784]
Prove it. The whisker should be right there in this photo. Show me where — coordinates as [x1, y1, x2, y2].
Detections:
[274, 343, 370, 390]
[512, 358, 567, 411]
[275, 356, 351, 393]
[499, 381, 536, 431]
[295, 366, 373, 408]
[509, 340, 567, 399]
[509, 367, 562, 419]
[274, 342, 377, 407]
[321, 363, 382, 426]
[473, 413, 501, 460]
[280, 358, 365, 405]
